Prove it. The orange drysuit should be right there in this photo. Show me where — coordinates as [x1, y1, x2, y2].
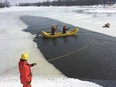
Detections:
[18, 59, 32, 87]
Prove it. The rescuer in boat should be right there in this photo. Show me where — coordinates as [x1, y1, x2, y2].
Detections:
[18, 53, 36, 87]
[103, 23, 110, 28]
[51, 25, 57, 35]
[63, 25, 68, 33]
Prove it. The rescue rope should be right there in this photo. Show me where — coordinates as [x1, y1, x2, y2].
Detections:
[48, 39, 95, 62]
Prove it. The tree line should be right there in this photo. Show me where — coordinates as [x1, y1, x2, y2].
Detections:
[19, 0, 115, 6]
[0, 0, 10, 8]
[0, 0, 115, 7]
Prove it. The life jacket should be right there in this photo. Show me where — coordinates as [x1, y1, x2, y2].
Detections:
[63, 26, 67, 33]
[51, 26, 56, 32]
[18, 59, 32, 84]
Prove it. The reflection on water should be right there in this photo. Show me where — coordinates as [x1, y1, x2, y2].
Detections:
[35, 35, 78, 47]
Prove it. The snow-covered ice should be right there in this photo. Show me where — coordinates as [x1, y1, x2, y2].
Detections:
[0, 6, 115, 87]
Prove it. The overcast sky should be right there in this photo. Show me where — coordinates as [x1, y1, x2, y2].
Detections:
[2, 0, 53, 5]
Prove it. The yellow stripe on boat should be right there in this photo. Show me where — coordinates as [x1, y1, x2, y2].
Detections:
[41, 27, 78, 38]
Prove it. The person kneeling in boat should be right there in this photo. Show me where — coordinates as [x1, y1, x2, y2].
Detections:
[51, 25, 57, 35]
[62, 25, 68, 34]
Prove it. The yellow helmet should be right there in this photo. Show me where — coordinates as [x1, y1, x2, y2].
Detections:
[21, 53, 29, 60]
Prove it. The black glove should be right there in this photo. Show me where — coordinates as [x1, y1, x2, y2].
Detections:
[32, 63, 36, 66]
[28, 81, 31, 84]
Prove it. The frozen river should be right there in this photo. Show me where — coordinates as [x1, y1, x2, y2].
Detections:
[21, 16, 116, 80]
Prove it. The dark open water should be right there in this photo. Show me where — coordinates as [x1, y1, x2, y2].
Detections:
[21, 16, 116, 87]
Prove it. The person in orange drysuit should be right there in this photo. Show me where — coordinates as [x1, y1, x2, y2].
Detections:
[18, 53, 36, 87]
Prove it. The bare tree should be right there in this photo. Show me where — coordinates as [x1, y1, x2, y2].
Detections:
[18, 0, 116, 7]
[4, 0, 10, 7]
[0, 0, 10, 8]
[103, 0, 115, 7]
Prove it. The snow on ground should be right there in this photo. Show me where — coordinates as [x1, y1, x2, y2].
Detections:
[0, 6, 115, 87]
[0, 76, 102, 87]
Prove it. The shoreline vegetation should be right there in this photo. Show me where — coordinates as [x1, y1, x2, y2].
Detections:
[0, 0, 116, 8]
